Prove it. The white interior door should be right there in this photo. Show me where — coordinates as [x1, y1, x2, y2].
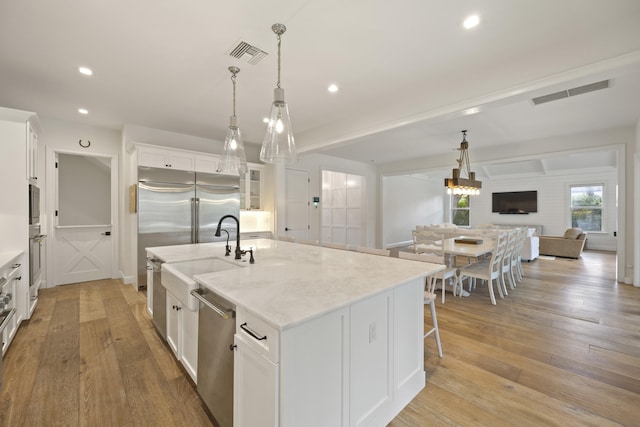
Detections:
[284, 169, 310, 240]
[53, 153, 114, 285]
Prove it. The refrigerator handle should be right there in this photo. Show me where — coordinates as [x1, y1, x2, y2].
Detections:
[191, 198, 197, 243]
[194, 197, 200, 243]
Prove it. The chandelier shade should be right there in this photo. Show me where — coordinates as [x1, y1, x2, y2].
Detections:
[260, 23, 297, 164]
[444, 130, 482, 195]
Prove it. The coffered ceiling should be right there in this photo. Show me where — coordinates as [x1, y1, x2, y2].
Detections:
[1, 0, 639, 168]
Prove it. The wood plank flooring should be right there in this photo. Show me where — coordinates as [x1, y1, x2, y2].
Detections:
[1, 250, 639, 426]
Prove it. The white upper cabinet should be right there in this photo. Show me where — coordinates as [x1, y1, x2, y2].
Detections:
[137, 145, 196, 171]
[26, 121, 38, 182]
[240, 164, 263, 210]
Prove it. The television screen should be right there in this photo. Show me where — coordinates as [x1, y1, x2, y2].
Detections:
[492, 191, 537, 214]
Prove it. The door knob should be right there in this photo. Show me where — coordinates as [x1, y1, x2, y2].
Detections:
[285, 227, 290, 231]
[101, 231, 111, 236]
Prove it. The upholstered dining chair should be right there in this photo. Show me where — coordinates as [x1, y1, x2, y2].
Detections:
[457, 231, 507, 305]
[355, 246, 390, 256]
[398, 251, 443, 357]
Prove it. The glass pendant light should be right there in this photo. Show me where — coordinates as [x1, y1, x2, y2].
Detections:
[260, 23, 297, 164]
[221, 66, 248, 175]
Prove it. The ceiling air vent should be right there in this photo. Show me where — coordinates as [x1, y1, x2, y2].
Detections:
[229, 41, 268, 65]
[532, 79, 611, 105]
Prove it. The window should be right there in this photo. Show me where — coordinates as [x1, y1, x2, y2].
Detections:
[570, 184, 603, 232]
[451, 194, 470, 227]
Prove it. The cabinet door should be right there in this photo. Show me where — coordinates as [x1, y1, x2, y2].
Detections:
[167, 152, 195, 171]
[195, 154, 220, 173]
[280, 307, 348, 427]
[234, 334, 278, 427]
[27, 122, 38, 181]
[180, 307, 198, 383]
[350, 290, 393, 426]
[166, 292, 181, 357]
[138, 147, 169, 168]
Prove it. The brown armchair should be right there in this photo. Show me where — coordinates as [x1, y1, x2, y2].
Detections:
[539, 228, 587, 259]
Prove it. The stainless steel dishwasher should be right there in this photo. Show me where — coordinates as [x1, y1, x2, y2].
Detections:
[147, 258, 167, 340]
[190, 287, 236, 427]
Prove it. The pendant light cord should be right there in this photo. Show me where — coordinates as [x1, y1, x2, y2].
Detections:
[277, 34, 282, 88]
[231, 72, 237, 117]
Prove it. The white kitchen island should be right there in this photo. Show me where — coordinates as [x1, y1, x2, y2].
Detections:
[147, 239, 444, 427]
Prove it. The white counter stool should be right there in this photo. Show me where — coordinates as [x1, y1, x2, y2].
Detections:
[398, 251, 443, 357]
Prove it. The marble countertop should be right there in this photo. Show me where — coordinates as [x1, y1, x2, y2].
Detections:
[147, 239, 444, 331]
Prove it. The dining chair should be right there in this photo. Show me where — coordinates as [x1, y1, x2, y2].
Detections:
[397, 251, 443, 357]
[458, 231, 507, 305]
[511, 227, 526, 282]
[399, 239, 459, 304]
[500, 229, 517, 294]
[355, 246, 390, 256]
[322, 241, 350, 250]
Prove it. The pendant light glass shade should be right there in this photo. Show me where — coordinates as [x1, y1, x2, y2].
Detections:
[220, 66, 248, 175]
[260, 87, 296, 163]
[260, 23, 297, 164]
[221, 115, 248, 174]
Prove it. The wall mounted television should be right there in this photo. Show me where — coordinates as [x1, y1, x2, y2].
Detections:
[492, 191, 537, 214]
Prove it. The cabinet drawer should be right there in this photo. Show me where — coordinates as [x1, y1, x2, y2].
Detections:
[236, 309, 279, 363]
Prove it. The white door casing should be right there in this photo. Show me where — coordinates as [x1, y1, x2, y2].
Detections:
[50, 150, 117, 286]
[284, 169, 310, 240]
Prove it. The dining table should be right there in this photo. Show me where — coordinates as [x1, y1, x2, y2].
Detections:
[441, 236, 496, 297]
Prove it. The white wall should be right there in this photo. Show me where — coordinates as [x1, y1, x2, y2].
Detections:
[40, 117, 121, 287]
[382, 175, 444, 247]
[278, 153, 378, 247]
[472, 170, 618, 251]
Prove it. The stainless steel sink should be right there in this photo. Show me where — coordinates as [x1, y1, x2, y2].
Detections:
[161, 258, 241, 311]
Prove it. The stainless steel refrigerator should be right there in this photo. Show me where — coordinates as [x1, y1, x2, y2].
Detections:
[137, 166, 240, 287]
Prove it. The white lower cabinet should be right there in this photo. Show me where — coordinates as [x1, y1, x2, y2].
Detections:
[166, 290, 198, 383]
[233, 277, 424, 426]
[1, 253, 23, 356]
[234, 334, 279, 427]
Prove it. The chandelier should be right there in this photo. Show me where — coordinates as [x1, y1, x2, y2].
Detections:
[444, 130, 482, 195]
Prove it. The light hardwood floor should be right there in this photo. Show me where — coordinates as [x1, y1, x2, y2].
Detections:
[1, 250, 639, 426]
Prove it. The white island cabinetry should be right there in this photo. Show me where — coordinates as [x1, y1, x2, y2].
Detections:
[165, 289, 198, 382]
[146, 239, 442, 427]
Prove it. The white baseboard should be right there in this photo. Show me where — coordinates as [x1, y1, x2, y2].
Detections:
[120, 272, 135, 285]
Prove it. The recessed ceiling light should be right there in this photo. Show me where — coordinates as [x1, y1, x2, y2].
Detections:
[328, 84, 339, 93]
[263, 117, 270, 123]
[78, 66, 93, 76]
[78, 108, 89, 115]
[463, 15, 480, 29]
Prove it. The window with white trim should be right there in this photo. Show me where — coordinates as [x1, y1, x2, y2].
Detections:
[451, 194, 470, 227]
[570, 184, 603, 232]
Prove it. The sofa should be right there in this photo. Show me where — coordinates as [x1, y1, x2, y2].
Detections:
[539, 228, 587, 258]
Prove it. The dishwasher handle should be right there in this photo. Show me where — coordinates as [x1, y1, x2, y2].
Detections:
[190, 288, 233, 320]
